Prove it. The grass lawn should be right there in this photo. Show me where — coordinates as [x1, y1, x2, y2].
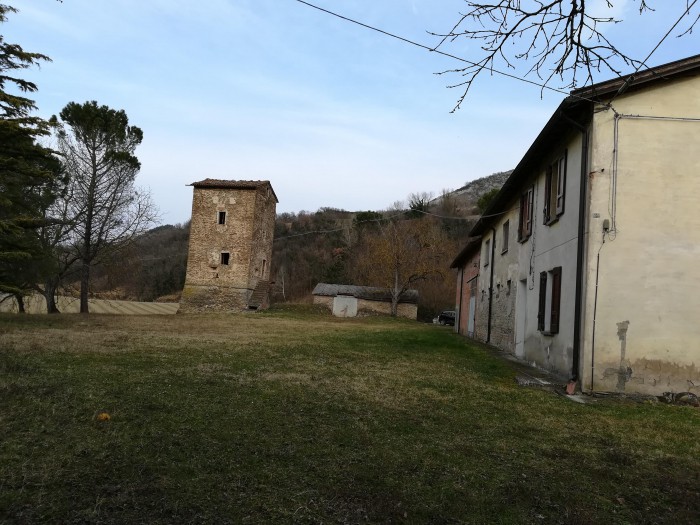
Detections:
[1, 305, 698, 524]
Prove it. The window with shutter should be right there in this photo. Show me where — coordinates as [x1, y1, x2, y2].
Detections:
[537, 272, 547, 331]
[543, 164, 552, 223]
[538, 266, 563, 334]
[518, 186, 534, 241]
[550, 267, 562, 334]
[544, 152, 567, 224]
[555, 155, 566, 216]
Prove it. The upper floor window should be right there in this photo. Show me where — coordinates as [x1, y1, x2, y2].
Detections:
[544, 152, 567, 224]
[218, 211, 226, 225]
[220, 252, 230, 265]
[501, 220, 509, 254]
[518, 186, 534, 242]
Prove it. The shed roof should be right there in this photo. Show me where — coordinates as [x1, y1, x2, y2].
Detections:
[188, 179, 278, 203]
[312, 283, 419, 304]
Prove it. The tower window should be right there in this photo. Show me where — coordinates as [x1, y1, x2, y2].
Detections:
[218, 211, 226, 225]
[220, 252, 230, 265]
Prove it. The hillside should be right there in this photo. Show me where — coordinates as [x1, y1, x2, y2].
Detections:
[433, 170, 511, 217]
[54, 171, 509, 317]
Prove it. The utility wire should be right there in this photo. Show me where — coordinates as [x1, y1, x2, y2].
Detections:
[273, 206, 518, 243]
[294, 0, 690, 110]
[609, 0, 698, 104]
[295, 0, 580, 100]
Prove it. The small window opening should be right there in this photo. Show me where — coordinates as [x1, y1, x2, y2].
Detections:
[218, 211, 226, 225]
[220, 252, 230, 265]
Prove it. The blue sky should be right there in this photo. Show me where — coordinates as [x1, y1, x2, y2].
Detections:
[5, 0, 698, 224]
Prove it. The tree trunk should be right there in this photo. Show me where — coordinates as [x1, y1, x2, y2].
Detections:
[80, 260, 90, 314]
[43, 278, 60, 314]
[391, 268, 399, 317]
[14, 293, 25, 313]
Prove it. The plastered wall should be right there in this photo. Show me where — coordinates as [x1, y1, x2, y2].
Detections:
[581, 75, 700, 395]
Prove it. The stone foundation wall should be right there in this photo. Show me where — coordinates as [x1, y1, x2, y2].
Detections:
[178, 284, 250, 313]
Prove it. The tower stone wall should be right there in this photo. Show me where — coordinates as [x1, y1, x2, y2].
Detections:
[179, 179, 277, 313]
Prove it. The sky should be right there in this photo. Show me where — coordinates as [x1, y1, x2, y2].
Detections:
[5, 0, 699, 224]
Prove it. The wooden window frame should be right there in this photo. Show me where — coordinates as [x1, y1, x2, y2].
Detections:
[544, 152, 567, 225]
[550, 267, 561, 334]
[518, 186, 534, 242]
[501, 220, 509, 254]
[537, 272, 547, 331]
[218, 211, 227, 225]
[538, 266, 562, 334]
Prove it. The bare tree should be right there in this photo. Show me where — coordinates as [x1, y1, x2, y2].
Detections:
[32, 174, 80, 313]
[432, 1, 698, 110]
[53, 101, 158, 313]
[352, 218, 450, 316]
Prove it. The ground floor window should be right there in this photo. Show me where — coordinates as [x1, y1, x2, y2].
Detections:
[537, 266, 561, 334]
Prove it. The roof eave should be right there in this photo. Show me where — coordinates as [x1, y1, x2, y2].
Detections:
[469, 97, 588, 236]
[450, 236, 482, 268]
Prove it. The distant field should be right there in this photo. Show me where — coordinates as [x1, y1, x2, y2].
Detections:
[0, 306, 698, 524]
[0, 294, 178, 315]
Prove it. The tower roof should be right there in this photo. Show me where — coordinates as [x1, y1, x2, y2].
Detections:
[188, 179, 278, 203]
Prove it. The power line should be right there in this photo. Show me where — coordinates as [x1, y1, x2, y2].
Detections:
[274, 210, 401, 242]
[294, 0, 574, 99]
[296, 0, 700, 112]
[273, 205, 517, 243]
[609, 0, 698, 103]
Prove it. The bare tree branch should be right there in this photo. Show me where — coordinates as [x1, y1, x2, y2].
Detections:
[430, 0, 695, 110]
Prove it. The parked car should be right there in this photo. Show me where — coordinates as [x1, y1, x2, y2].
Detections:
[437, 310, 456, 326]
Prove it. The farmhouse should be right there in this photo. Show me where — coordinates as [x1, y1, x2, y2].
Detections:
[312, 283, 418, 319]
[179, 179, 277, 312]
[452, 54, 700, 396]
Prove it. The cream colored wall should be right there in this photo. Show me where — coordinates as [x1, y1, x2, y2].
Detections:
[581, 74, 700, 395]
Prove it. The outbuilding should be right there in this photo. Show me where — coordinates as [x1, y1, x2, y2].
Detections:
[312, 283, 418, 319]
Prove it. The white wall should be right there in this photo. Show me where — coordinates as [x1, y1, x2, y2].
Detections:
[517, 130, 583, 377]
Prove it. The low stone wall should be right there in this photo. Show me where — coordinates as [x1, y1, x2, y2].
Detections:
[313, 294, 417, 320]
[312, 295, 333, 308]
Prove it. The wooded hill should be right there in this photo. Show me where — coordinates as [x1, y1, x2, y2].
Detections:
[86, 172, 508, 320]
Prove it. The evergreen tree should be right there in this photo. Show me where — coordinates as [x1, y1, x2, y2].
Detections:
[0, 5, 61, 297]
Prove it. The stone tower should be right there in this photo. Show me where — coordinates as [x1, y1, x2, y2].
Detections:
[179, 179, 278, 312]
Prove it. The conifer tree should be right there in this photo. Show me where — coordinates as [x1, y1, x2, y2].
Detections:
[0, 4, 61, 298]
